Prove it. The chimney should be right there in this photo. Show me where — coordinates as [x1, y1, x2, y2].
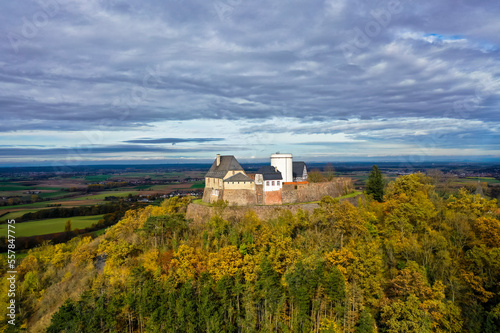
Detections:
[216, 154, 221, 167]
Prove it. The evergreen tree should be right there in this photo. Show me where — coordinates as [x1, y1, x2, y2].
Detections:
[366, 165, 384, 202]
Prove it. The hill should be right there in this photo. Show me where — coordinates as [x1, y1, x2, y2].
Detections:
[1, 173, 500, 332]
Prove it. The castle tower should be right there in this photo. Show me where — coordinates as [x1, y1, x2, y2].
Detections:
[270, 153, 293, 183]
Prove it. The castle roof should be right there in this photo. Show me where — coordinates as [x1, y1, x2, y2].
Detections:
[224, 172, 254, 183]
[257, 165, 283, 180]
[205, 155, 244, 179]
[293, 161, 307, 177]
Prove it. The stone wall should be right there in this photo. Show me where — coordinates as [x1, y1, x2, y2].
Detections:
[282, 178, 352, 203]
[204, 177, 352, 205]
[281, 184, 298, 203]
[186, 195, 362, 224]
[264, 189, 282, 205]
[202, 188, 222, 203]
[222, 189, 257, 206]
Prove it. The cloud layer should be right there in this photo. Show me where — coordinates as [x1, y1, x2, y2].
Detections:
[0, 0, 499, 164]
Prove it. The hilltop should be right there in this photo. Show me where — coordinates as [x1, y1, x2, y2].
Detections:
[1, 173, 499, 332]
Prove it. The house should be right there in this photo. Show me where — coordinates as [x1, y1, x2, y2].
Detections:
[255, 166, 283, 191]
[255, 165, 283, 205]
[203, 154, 255, 204]
[292, 162, 308, 182]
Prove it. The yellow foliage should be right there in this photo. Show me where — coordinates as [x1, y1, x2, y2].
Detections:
[142, 249, 160, 274]
[107, 205, 168, 239]
[447, 188, 497, 217]
[207, 245, 244, 281]
[325, 247, 355, 276]
[461, 270, 494, 302]
[18, 254, 39, 276]
[241, 253, 261, 282]
[254, 226, 300, 273]
[474, 216, 500, 247]
[170, 244, 204, 283]
[319, 317, 340, 332]
[71, 236, 96, 266]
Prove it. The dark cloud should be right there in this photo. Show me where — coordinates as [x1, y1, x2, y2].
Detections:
[0, 144, 245, 157]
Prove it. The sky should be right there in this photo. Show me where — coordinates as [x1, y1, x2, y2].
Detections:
[1, 0, 499, 167]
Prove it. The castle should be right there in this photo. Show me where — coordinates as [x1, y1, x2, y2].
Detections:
[202, 153, 348, 206]
[202, 153, 308, 205]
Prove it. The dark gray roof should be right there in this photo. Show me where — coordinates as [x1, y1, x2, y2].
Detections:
[293, 162, 307, 177]
[206, 155, 244, 178]
[257, 166, 283, 181]
[223, 172, 254, 183]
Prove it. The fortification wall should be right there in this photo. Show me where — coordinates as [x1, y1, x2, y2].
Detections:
[282, 178, 352, 203]
[264, 189, 282, 205]
[202, 188, 222, 203]
[282, 184, 298, 203]
[222, 189, 257, 206]
[204, 177, 352, 205]
[187, 195, 362, 224]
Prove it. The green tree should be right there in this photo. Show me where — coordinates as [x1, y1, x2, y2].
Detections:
[366, 165, 384, 202]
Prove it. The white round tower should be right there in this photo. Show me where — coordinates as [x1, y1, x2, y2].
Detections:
[270, 153, 293, 183]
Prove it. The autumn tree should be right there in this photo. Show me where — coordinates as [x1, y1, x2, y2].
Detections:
[64, 220, 72, 232]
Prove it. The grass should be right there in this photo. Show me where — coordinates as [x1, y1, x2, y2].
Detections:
[0, 201, 50, 211]
[465, 177, 500, 184]
[192, 198, 211, 206]
[1, 210, 40, 221]
[338, 191, 363, 199]
[38, 191, 68, 199]
[0, 215, 105, 237]
[85, 175, 111, 182]
[190, 181, 205, 189]
[134, 185, 153, 190]
[74, 191, 138, 201]
[0, 185, 34, 191]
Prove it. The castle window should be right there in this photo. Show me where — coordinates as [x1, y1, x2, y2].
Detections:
[266, 181, 270, 186]
[277, 181, 280, 186]
[272, 181, 275, 186]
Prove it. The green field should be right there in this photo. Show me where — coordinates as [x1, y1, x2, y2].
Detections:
[115, 172, 184, 180]
[85, 175, 111, 182]
[38, 191, 68, 199]
[190, 181, 205, 189]
[465, 177, 500, 184]
[74, 191, 138, 201]
[0, 201, 51, 211]
[0, 215, 105, 237]
[1, 210, 40, 221]
[0, 185, 34, 191]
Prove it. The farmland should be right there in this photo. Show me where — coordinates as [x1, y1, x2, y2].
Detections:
[0, 215, 105, 237]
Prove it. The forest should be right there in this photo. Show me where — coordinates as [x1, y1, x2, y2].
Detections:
[1, 172, 499, 332]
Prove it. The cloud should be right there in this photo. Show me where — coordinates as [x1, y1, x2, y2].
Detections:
[0, 0, 499, 162]
[0, 144, 246, 157]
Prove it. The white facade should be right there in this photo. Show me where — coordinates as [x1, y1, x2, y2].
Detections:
[271, 153, 293, 183]
[263, 179, 282, 192]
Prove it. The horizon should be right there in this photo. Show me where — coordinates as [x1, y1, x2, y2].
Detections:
[1, 1, 499, 165]
[1, 156, 500, 169]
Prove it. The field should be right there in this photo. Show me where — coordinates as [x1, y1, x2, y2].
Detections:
[465, 177, 500, 184]
[73, 191, 139, 201]
[0, 215, 105, 237]
[1, 210, 40, 221]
